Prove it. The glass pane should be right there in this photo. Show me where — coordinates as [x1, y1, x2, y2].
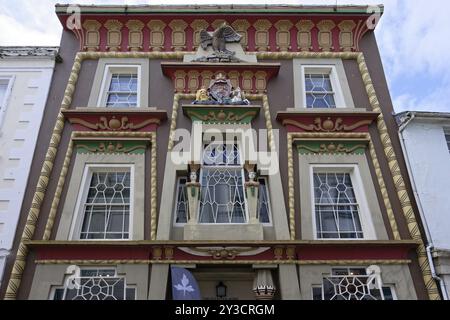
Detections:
[306, 93, 336, 108]
[257, 178, 271, 223]
[175, 178, 188, 224]
[80, 171, 130, 239]
[314, 172, 363, 239]
[199, 168, 246, 224]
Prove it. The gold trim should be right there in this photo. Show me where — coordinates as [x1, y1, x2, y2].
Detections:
[282, 118, 372, 132]
[357, 53, 440, 299]
[186, 110, 258, 122]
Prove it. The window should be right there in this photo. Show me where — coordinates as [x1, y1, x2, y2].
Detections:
[52, 268, 136, 300]
[175, 176, 271, 225]
[257, 177, 271, 224]
[199, 143, 247, 224]
[304, 73, 336, 108]
[98, 65, 141, 108]
[444, 128, 450, 153]
[312, 267, 396, 300]
[313, 171, 363, 239]
[174, 177, 188, 224]
[71, 166, 133, 240]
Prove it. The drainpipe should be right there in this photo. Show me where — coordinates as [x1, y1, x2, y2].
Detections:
[398, 112, 449, 300]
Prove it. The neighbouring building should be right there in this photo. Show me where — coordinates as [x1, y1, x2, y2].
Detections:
[0, 4, 442, 300]
[395, 111, 450, 300]
[0, 47, 59, 288]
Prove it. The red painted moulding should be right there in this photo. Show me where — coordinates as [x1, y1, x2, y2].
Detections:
[62, 108, 167, 132]
[56, 13, 373, 53]
[276, 110, 380, 133]
[27, 241, 417, 262]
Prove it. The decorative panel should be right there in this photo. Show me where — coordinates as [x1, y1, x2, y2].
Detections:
[274, 20, 293, 52]
[104, 20, 123, 51]
[253, 19, 272, 52]
[295, 20, 314, 51]
[232, 19, 251, 49]
[241, 71, 254, 93]
[317, 20, 336, 52]
[338, 20, 357, 52]
[82, 20, 102, 51]
[187, 71, 200, 93]
[126, 20, 144, 51]
[255, 71, 267, 93]
[169, 19, 188, 51]
[148, 20, 166, 51]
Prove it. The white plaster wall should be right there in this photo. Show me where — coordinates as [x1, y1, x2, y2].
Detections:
[0, 58, 55, 285]
[402, 121, 450, 250]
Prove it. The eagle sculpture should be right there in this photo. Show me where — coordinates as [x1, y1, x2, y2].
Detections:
[199, 24, 242, 54]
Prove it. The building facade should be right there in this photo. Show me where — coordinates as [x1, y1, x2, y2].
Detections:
[396, 111, 450, 299]
[0, 4, 441, 300]
[0, 47, 59, 288]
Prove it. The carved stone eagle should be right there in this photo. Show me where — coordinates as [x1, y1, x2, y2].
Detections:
[199, 24, 242, 54]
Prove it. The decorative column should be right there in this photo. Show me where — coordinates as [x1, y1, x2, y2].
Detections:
[244, 162, 259, 224]
[186, 163, 201, 225]
[253, 269, 276, 300]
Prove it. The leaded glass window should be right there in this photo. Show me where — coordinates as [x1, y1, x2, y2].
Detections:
[53, 268, 136, 300]
[257, 178, 271, 224]
[305, 73, 336, 108]
[199, 143, 247, 224]
[106, 73, 138, 108]
[312, 268, 396, 300]
[175, 177, 188, 224]
[313, 172, 363, 239]
[80, 171, 131, 239]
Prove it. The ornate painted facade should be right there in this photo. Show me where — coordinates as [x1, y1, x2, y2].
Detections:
[0, 4, 442, 300]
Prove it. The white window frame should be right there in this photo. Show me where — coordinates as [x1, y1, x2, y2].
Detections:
[0, 76, 15, 128]
[301, 65, 346, 108]
[197, 139, 250, 225]
[309, 164, 376, 240]
[68, 164, 135, 241]
[97, 65, 141, 108]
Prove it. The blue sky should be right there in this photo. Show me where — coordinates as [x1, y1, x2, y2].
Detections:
[0, 0, 449, 113]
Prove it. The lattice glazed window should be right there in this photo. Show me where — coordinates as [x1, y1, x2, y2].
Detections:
[312, 267, 396, 300]
[80, 171, 131, 239]
[199, 143, 247, 224]
[313, 172, 363, 239]
[106, 73, 138, 108]
[53, 269, 136, 300]
[257, 177, 271, 224]
[174, 177, 188, 224]
[305, 73, 336, 108]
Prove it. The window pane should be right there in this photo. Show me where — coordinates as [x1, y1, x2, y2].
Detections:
[257, 178, 271, 224]
[106, 74, 138, 108]
[175, 177, 188, 224]
[80, 171, 131, 239]
[314, 172, 363, 239]
[199, 168, 246, 224]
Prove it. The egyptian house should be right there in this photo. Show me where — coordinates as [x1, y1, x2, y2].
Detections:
[0, 4, 441, 300]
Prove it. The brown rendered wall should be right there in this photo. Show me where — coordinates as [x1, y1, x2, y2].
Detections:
[0, 28, 430, 300]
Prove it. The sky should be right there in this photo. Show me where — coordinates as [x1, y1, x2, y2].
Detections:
[0, 0, 449, 113]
